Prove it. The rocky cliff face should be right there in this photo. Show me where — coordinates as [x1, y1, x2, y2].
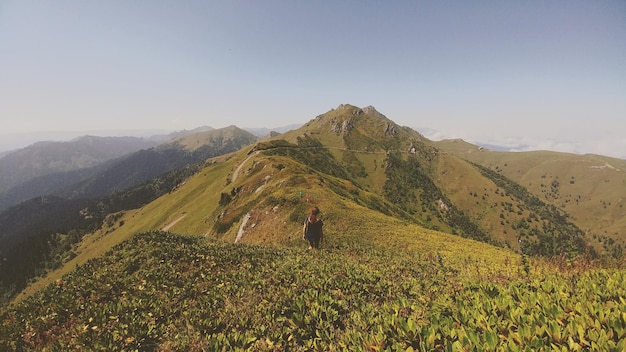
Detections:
[318, 104, 398, 137]
[330, 118, 355, 135]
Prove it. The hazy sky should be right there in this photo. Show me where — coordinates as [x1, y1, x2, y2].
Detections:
[1, 1, 625, 157]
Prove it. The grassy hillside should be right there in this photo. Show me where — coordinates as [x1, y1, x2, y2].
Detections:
[2, 230, 625, 351]
[434, 140, 626, 250]
[4, 105, 626, 350]
[0, 163, 203, 306]
[6, 150, 251, 305]
[0, 126, 260, 305]
[170, 125, 257, 152]
[262, 106, 597, 257]
[7, 105, 618, 307]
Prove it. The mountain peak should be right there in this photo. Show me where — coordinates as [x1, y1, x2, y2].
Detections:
[309, 104, 396, 137]
[317, 104, 390, 121]
[362, 105, 378, 114]
[332, 104, 381, 117]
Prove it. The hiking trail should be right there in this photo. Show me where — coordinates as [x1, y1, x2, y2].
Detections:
[232, 151, 258, 182]
[161, 213, 187, 231]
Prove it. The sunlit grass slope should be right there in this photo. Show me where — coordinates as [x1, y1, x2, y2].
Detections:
[2, 231, 625, 351]
[10, 140, 517, 306]
[4, 105, 626, 350]
[10, 150, 244, 304]
[14, 105, 615, 305]
[435, 140, 626, 243]
[170, 125, 256, 152]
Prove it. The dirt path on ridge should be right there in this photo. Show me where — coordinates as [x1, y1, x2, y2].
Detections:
[161, 213, 187, 231]
[162, 152, 256, 235]
[232, 151, 258, 182]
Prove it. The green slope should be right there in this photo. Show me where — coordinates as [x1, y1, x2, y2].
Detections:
[169, 125, 257, 152]
[3, 105, 626, 350]
[434, 140, 626, 250]
[2, 231, 625, 351]
[10, 105, 614, 306]
[261, 105, 595, 256]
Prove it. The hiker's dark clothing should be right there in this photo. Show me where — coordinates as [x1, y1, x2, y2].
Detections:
[304, 217, 323, 249]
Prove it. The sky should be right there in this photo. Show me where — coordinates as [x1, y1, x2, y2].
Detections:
[1, 1, 625, 158]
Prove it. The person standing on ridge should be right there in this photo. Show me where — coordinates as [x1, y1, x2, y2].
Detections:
[303, 206, 323, 250]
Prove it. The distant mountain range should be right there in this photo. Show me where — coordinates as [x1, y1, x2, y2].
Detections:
[0, 126, 258, 211]
[0, 125, 304, 211]
[0, 125, 303, 154]
[0, 136, 160, 194]
[0, 129, 169, 153]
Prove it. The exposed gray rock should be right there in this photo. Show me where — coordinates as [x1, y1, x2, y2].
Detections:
[363, 105, 378, 114]
[436, 198, 450, 212]
[330, 118, 354, 135]
[384, 122, 397, 136]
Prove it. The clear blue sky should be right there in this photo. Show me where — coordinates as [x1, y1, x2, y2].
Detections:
[1, 1, 625, 157]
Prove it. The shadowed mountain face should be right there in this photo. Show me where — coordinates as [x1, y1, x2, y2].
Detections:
[0, 126, 258, 300]
[0, 136, 160, 194]
[52, 126, 257, 201]
[0, 127, 259, 212]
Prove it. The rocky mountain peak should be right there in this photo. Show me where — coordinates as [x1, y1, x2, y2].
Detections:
[330, 118, 354, 136]
[362, 105, 378, 114]
[311, 104, 400, 138]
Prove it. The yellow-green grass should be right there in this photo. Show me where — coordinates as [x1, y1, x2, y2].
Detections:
[439, 145, 626, 242]
[10, 151, 242, 305]
[6, 231, 625, 350]
[170, 125, 251, 152]
[10, 146, 527, 307]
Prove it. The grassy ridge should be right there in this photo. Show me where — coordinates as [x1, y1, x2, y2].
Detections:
[2, 231, 625, 351]
[437, 144, 626, 245]
[4, 106, 625, 350]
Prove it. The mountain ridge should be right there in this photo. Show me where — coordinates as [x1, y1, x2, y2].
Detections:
[434, 140, 626, 248]
[101, 104, 593, 258]
[2, 104, 623, 309]
[2, 105, 624, 351]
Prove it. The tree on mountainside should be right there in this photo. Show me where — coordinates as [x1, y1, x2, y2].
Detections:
[383, 152, 491, 243]
[472, 162, 593, 258]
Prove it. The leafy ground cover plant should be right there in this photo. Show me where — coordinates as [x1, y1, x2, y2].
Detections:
[1, 231, 625, 351]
